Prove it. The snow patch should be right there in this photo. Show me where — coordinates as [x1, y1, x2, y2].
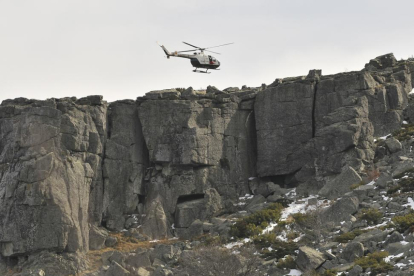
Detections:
[410, 88, 414, 95]
[379, 134, 391, 140]
[280, 195, 330, 221]
[403, 197, 414, 210]
[262, 222, 278, 234]
[287, 269, 302, 276]
[224, 238, 251, 249]
[384, 252, 404, 262]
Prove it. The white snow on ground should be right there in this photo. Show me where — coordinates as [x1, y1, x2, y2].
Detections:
[410, 88, 414, 94]
[262, 222, 278, 234]
[379, 134, 391, 140]
[403, 197, 414, 210]
[238, 194, 254, 201]
[403, 120, 409, 124]
[287, 269, 302, 276]
[234, 194, 254, 206]
[384, 252, 404, 262]
[149, 239, 159, 243]
[366, 180, 376, 186]
[280, 195, 331, 221]
[363, 219, 390, 230]
[224, 238, 251, 249]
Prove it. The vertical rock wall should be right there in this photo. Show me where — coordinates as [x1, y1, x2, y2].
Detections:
[0, 53, 413, 258]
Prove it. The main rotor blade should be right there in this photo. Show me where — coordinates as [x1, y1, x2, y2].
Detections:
[182, 41, 201, 49]
[206, 50, 221, 55]
[205, 42, 234, 49]
[177, 49, 197, 53]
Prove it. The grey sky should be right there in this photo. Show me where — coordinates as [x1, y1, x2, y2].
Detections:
[1, 0, 413, 103]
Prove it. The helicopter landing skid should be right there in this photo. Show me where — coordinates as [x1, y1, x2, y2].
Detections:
[193, 69, 210, 74]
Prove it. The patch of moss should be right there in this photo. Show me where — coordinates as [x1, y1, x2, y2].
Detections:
[276, 255, 296, 269]
[334, 229, 368, 243]
[392, 124, 414, 141]
[358, 208, 382, 225]
[392, 211, 414, 233]
[229, 203, 284, 239]
[355, 251, 393, 276]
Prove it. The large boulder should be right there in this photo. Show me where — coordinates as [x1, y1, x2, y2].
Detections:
[341, 242, 364, 262]
[89, 225, 108, 250]
[318, 166, 362, 199]
[296, 246, 326, 271]
[322, 197, 359, 227]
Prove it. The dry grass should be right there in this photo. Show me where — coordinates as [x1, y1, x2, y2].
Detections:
[76, 232, 179, 276]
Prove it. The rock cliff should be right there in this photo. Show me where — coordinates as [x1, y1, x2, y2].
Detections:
[1, 53, 414, 273]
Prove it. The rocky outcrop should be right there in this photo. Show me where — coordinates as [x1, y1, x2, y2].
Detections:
[1, 53, 414, 274]
[0, 96, 106, 256]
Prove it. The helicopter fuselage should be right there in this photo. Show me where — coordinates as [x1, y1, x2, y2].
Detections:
[173, 52, 220, 69]
[160, 45, 220, 69]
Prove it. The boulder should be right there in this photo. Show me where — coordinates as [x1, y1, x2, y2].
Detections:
[354, 229, 388, 245]
[385, 241, 413, 255]
[105, 236, 118, 248]
[322, 197, 359, 226]
[105, 261, 130, 276]
[318, 166, 362, 199]
[89, 225, 108, 250]
[125, 251, 151, 268]
[340, 242, 364, 262]
[385, 137, 402, 153]
[296, 246, 326, 271]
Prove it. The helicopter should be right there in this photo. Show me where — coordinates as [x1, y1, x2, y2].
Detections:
[158, 41, 233, 73]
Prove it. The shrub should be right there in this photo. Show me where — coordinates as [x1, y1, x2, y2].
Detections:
[392, 124, 414, 141]
[230, 203, 284, 239]
[355, 251, 393, 276]
[396, 177, 414, 193]
[387, 184, 401, 195]
[392, 211, 414, 233]
[334, 229, 367, 243]
[358, 208, 382, 225]
[252, 233, 298, 259]
[321, 270, 338, 276]
[276, 255, 296, 269]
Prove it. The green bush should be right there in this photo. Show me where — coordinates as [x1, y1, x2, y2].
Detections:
[334, 229, 367, 243]
[396, 177, 414, 193]
[321, 270, 338, 276]
[358, 208, 382, 225]
[355, 251, 393, 276]
[229, 203, 284, 239]
[276, 255, 296, 269]
[392, 211, 414, 233]
[252, 233, 298, 259]
[392, 124, 414, 141]
[387, 184, 401, 194]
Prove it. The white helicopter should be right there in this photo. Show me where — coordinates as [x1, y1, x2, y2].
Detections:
[158, 41, 233, 73]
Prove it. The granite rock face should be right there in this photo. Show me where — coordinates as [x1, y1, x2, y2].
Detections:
[0, 96, 106, 256]
[0, 53, 414, 268]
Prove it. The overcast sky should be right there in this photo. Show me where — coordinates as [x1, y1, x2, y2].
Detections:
[1, 0, 413, 103]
